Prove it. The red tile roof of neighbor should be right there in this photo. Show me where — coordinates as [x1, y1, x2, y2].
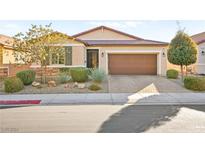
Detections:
[0, 34, 13, 48]
[191, 32, 205, 44]
[0, 34, 13, 49]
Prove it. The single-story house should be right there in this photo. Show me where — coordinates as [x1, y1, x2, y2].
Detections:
[1, 25, 183, 77]
[4, 26, 205, 77]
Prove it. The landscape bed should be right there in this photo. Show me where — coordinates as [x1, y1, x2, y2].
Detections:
[0, 80, 108, 94]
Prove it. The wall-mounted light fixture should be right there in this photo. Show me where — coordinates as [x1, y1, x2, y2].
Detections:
[101, 51, 104, 57]
[202, 50, 205, 56]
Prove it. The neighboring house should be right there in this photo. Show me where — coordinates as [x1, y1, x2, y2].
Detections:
[167, 32, 205, 75]
[0, 34, 29, 76]
[191, 32, 205, 74]
[1, 26, 169, 76]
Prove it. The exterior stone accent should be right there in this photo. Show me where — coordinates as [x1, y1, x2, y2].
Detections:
[32, 67, 60, 77]
[0, 64, 30, 77]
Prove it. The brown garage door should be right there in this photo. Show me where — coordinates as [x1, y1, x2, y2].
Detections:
[108, 54, 157, 75]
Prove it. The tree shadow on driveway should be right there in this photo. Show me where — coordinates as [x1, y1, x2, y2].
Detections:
[98, 105, 181, 133]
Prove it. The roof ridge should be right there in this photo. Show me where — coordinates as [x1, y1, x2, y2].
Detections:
[72, 25, 143, 40]
[191, 31, 205, 37]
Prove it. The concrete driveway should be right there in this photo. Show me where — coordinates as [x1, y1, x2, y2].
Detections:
[108, 75, 190, 93]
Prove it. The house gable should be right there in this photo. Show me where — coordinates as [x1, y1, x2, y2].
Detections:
[73, 26, 142, 40]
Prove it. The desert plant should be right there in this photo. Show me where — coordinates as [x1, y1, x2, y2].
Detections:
[16, 69, 36, 85]
[166, 69, 178, 79]
[184, 76, 205, 91]
[58, 73, 71, 84]
[70, 68, 88, 82]
[4, 77, 24, 93]
[90, 69, 106, 83]
[88, 83, 101, 91]
[167, 30, 197, 79]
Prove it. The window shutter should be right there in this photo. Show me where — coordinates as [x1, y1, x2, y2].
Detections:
[65, 46, 72, 65]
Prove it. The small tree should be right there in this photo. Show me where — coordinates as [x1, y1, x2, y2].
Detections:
[167, 30, 197, 79]
[13, 24, 68, 83]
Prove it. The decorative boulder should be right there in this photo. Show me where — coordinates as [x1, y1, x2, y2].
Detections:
[64, 84, 71, 88]
[32, 81, 40, 87]
[48, 80, 56, 87]
[32, 81, 42, 89]
[73, 82, 78, 88]
[78, 83, 85, 89]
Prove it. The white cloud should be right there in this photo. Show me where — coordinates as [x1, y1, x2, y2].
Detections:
[88, 21, 144, 29]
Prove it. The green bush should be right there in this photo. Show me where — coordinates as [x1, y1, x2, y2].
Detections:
[4, 77, 24, 93]
[166, 69, 178, 79]
[16, 70, 36, 85]
[59, 68, 70, 75]
[58, 73, 71, 84]
[184, 76, 205, 91]
[70, 68, 88, 82]
[90, 69, 106, 83]
[88, 83, 101, 91]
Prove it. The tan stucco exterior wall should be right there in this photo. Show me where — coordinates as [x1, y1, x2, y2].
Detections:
[195, 42, 205, 74]
[2, 48, 17, 64]
[72, 46, 86, 66]
[76, 28, 136, 40]
[90, 46, 167, 76]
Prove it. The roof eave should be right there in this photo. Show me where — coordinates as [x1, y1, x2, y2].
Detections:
[87, 43, 168, 47]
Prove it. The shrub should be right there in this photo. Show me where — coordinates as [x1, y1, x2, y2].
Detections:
[16, 70, 36, 85]
[86, 68, 94, 76]
[90, 69, 106, 83]
[166, 69, 178, 79]
[58, 73, 71, 84]
[70, 68, 88, 82]
[184, 76, 205, 91]
[4, 77, 24, 93]
[59, 68, 70, 75]
[88, 83, 101, 91]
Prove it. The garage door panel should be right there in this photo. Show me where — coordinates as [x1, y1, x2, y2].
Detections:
[108, 54, 157, 75]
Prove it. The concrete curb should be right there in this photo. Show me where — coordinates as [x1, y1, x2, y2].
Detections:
[1, 93, 205, 106]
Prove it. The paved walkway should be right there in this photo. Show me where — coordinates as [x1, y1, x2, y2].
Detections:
[1, 93, 205, 105]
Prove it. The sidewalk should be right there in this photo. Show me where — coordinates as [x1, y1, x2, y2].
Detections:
[1, 93, 205, 105]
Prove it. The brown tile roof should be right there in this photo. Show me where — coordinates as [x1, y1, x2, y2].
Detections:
[191, 32, 205, 44]
[83, 39, 168, 46]
[72, 25, 143, 40]
[0, 34, 13, 48]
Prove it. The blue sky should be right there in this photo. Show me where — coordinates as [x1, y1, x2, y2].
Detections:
[0, 20, 205, 42]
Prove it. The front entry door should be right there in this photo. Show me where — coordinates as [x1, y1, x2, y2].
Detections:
[86, 49, 99, 68]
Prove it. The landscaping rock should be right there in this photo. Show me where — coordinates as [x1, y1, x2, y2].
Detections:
[32, 81, 41, 87]
[32, 81, 42, 89]
[48, 80, 56, 87]
[78, 83, 85, 89]
[64, 84, 70, 88]
[73, 82, 78, 88]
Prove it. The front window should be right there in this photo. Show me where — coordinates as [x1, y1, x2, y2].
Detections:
[0, 47, 3, 65]
[49, 46, 72, 65]
[51, 52, 65, 65]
